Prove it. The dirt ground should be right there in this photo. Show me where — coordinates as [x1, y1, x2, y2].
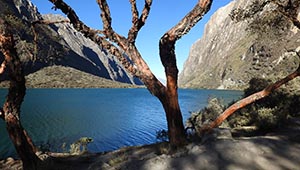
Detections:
[1, 120, 300, 170]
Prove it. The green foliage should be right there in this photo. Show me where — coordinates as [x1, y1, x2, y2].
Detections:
[69, 137, 93, 155]
[227, 78, 299, 130]
[186, 77, 300, 133]
[256, 107, 285, 130]
[229, 0, 292, 39]
[186, 97, 228, 135]
[4, 15, 24, 30]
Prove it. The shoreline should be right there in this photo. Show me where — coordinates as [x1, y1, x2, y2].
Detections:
[1, 122, 300, 170]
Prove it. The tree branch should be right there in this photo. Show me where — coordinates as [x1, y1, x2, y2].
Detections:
[96, 0, 127, 47]
[128, 0, 152, 43]
[200, 51, 300, 133]
[48, 0, 138, 76]
[95, 0, 165, 94]
[159, 0, 213, 90]
[0, 19, 40, 167]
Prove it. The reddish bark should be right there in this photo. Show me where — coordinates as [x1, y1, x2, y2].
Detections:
[48, 0, 213, 147]
[0, 19, 40, 170]
[200, 53, 300, 133]
[158, 0, 213, 146]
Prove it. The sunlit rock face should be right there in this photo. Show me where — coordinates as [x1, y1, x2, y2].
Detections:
[0, 0, 142, 85]
[179, 0, 300, 90]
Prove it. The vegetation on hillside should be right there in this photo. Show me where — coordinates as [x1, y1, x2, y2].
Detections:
[186, 77, 300, 135]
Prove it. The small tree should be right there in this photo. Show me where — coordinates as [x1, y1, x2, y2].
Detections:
[47, 0, 213, 147]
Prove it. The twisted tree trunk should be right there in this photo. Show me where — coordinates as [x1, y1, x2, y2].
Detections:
[0, 19, 40, 170]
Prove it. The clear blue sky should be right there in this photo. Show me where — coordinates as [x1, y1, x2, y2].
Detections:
[31, 0, 232, 79]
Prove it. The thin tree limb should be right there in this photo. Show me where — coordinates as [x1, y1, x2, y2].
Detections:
[96, 0, 165, 94]
[48, 0, 138, 76]
[128, 0, 152, 43]
[96, 0, 127, 46]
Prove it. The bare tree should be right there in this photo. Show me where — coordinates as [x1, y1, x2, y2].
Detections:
[0, 19, 41, 170]
[47, 0, 213, 147]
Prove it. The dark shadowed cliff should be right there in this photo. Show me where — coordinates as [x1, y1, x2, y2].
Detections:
[179, 0, 300, 90]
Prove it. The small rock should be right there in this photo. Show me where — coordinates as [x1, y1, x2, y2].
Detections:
[5, 157, 14, 164]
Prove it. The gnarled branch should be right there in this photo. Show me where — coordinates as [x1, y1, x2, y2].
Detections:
[48, 0, 138, 76]
[159, 0, 213, 90]
[128, 0, 152, 43]
[0, 19, 40, 169]
[96, 0, 127, 47]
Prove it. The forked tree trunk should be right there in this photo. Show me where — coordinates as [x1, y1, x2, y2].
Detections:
[48, 0, 213, 147]
[0, 19, 40, 170]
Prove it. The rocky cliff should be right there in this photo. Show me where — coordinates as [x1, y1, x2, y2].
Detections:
[179, 0, 300, 90]
[0, 0, 141, 86]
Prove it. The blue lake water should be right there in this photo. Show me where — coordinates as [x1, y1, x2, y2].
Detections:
[0, 88, 242, 159]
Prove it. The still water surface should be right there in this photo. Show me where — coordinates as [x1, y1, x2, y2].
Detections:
[0, 88, 242, 158]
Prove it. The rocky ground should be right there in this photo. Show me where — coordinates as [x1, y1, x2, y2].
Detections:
[1, 117, 300, 170]
[0, 66, 140, 88]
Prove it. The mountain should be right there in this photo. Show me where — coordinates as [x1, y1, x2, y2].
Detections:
[0, 0, 142, 86]
[179, 0, 300, 90]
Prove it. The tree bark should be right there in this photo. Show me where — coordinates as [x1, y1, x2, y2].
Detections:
[158, 0, 213, 145]
[48, 0, 213, 147]
[0, 19, 40, 170]
[200, 52, 300, 133]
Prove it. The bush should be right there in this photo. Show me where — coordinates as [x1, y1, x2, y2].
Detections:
[227, 78, 298, 130]
[256, 107, 285, 130]
[185, 97, 228, 135]
[186, 77, 300, 134]
[69, 137, 93, 155]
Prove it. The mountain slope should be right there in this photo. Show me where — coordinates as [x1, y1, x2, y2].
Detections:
[0, 0, 141, 86]
[179, 0, 300, 90]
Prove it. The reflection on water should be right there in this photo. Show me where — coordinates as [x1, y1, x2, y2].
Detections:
[0, 88, 242, 158]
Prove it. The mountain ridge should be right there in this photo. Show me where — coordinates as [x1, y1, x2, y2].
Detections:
[179, 0, 300, 90]
[0, 0, 142, 87]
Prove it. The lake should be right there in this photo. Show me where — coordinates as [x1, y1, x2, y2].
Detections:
[0, 88, 242, 159]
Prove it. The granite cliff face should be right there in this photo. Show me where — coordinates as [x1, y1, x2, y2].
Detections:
[179, 0, 300, 89]
[0, 0, 141, 85]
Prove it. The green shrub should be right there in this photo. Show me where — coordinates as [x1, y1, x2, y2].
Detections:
[186, 77, 300, 134]
[69, 137, 93, 155]
[227, 78, 297, 130]
[255, 107, 285, 130]
[186, 97, 228, 135]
